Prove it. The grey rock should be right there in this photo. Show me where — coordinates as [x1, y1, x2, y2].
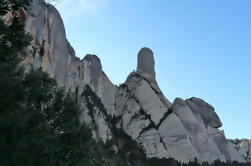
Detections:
[137, 47, 156, 80]
[186, 97, 222, 128]
[173, 98, 245, 163]
[83, 54, 102, 92]
[158, 113, 199, 162]
[125, 73, 171, 125]
[234, 139, 251, 162]
[79, 93, 112, 143]
[173, 98, 226, 163]
[138, 129, 169, 159]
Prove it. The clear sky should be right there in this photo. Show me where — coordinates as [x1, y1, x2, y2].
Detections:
[55, 0, 251, 139]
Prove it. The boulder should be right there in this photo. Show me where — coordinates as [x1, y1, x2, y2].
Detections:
[186, 97, 222, 128]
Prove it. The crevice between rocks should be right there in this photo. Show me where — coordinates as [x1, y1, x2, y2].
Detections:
[157, 108, 173, 129]
[127, 72, 170, 109]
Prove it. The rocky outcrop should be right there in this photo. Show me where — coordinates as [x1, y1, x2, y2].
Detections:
[232, 139, 251, 162]
[172, 98, 245, 163]
[114, 71, 171, 159]
[113, 49, 245, 163]
[185, 97, 222, 128]
[22, 0, 248, 164]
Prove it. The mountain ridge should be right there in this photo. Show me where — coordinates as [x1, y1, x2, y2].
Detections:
[17, 0, 250, 164]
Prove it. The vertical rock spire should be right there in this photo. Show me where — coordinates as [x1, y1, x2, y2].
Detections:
[84, 54, 102, 92]
[137, 47, 156, 80]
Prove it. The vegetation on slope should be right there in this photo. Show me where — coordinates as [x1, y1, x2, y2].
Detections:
[0, 1, 121, 166]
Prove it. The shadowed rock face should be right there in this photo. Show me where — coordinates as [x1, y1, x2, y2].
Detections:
[23, 0, 247, 164]
[84, 55, 102, 91]
[137, 47, 156, 80]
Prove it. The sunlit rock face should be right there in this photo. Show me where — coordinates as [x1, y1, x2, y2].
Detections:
[23, 0, 247, 164]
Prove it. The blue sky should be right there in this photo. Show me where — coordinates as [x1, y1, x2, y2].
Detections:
[55, 0, 251, 139]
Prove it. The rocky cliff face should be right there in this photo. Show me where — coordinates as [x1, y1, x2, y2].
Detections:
[232, 139, 251, 162]
[22, 0, 248, 164]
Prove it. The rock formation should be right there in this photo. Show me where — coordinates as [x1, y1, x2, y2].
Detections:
[137, 47, 156, 80]
[21, 0, 249, 164]
[232, 139, 251, 162]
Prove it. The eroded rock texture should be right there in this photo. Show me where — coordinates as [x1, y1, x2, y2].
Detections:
[232, 139, 251, 162]
[22, 0, 248, 164]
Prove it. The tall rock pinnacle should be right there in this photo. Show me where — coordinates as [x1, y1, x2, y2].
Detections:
[137, 47, 156, 80]
[84, 54, 102, 91]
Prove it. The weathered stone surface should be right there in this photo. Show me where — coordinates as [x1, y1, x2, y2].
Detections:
[79, 86, 113, 143]
[173, 98, 226, 163]
[138, 129, 169, 159]
[125, 73, 171, 125]
[173, 98, 245, 163]
[158, 113, 199, 162]
[83, 54, 102, 92]
[114, 70, 173, 161]
[120, 97, 151, 140]
[186, 97, 222, 128]
[208, 128, 245, 163]
[232, 139, 251, 162]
